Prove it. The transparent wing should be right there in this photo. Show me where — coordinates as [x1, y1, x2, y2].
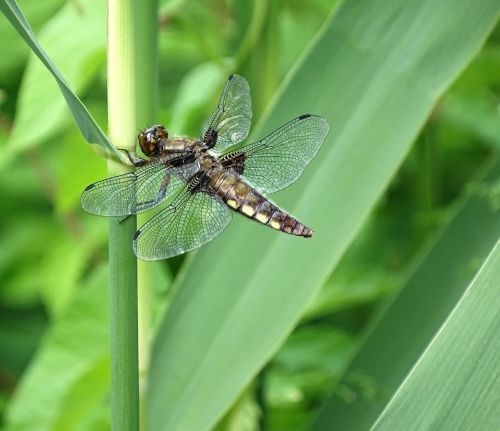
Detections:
[200, 74, 252, 152]
[133, 183, 232, 260]
[221, 114, 329, 194]
[81, 158, 184, 216]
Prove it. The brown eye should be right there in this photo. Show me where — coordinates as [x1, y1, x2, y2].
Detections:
[137, 129, 158, 157]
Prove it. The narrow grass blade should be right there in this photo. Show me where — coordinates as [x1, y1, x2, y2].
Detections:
[0, 0, 122, 160]
[7, 0, 106, 153]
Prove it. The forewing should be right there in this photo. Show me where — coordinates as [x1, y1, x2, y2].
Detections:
[201, 74, 252, 152]
[133, 186, 232, 260]
[221, 115, 329, 194]
[81, 158, 184, 216]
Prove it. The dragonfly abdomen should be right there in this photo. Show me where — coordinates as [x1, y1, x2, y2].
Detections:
[209, 171, 313, 237]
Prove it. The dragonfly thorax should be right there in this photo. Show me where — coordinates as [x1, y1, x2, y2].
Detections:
[199, 151, 220, 172]
[164, 137, 197, 153]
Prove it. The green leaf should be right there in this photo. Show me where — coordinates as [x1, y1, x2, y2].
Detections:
[55, 112, 108, 213]
[169, 62, 226, 136]
[439, 46, 500, 149]
[214, 386, 261, 431]
[0, 0, 65, 87]
[267, 327, 357, 410]
[52, 355, 110, 431]
[0, 214, 58, 307]
[4, 265, 109, 431]
[8, 0, 107, 153]
[38, 229, 95, 317]
[373, 239, 500, 430]
[312, 157, 500, 430]
[0, 307, 46, 377]
[148, 1, 500, 430]
[0, 0, 120, 159]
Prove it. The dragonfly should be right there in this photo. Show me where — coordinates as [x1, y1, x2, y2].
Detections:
[81, 74, 329, 260]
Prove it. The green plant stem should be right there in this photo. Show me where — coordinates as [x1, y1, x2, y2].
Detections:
[108, 211, 139, 431]
[107, 0, 139, 429]
[133, 1, 158, 430]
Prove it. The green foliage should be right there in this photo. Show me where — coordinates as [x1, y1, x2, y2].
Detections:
[0, 0, 117, 160]
[0, 0, 498, 430]
[8, 0, 107, 154]
[312, 158, 500, 430]
[4, 265, 110, 430]
[371, 240, 500, 431]
[147, 0, 500, 429]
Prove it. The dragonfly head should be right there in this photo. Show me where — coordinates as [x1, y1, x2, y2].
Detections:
[138, 125, 169, 157]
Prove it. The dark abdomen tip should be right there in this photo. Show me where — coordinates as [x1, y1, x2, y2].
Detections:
[302, 228, 314, 238]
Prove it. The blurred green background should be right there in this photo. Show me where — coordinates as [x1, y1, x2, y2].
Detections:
[0, 0, 499, 430]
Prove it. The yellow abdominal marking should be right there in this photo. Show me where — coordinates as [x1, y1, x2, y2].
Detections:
[241, 204, 255, 217]
[255, 212, 270, 224]
[270, 220, 281, 230]
[227, 199, 238, 209]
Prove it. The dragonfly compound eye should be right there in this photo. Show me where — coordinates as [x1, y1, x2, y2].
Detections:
[138, 128, 161, 157]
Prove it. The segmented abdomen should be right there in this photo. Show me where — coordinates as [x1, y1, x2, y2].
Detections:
[209, 171, 313, 237]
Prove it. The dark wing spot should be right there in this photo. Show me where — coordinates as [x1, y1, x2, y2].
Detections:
[298, 114, 311, 120]
[228, 74, 235, 80]
[84, 183, 96, 191]
[133, 229, 141, 241]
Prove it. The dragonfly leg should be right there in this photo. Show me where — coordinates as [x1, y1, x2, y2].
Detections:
[118, 148, 147, 167]
[135, 174, 171, 212]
